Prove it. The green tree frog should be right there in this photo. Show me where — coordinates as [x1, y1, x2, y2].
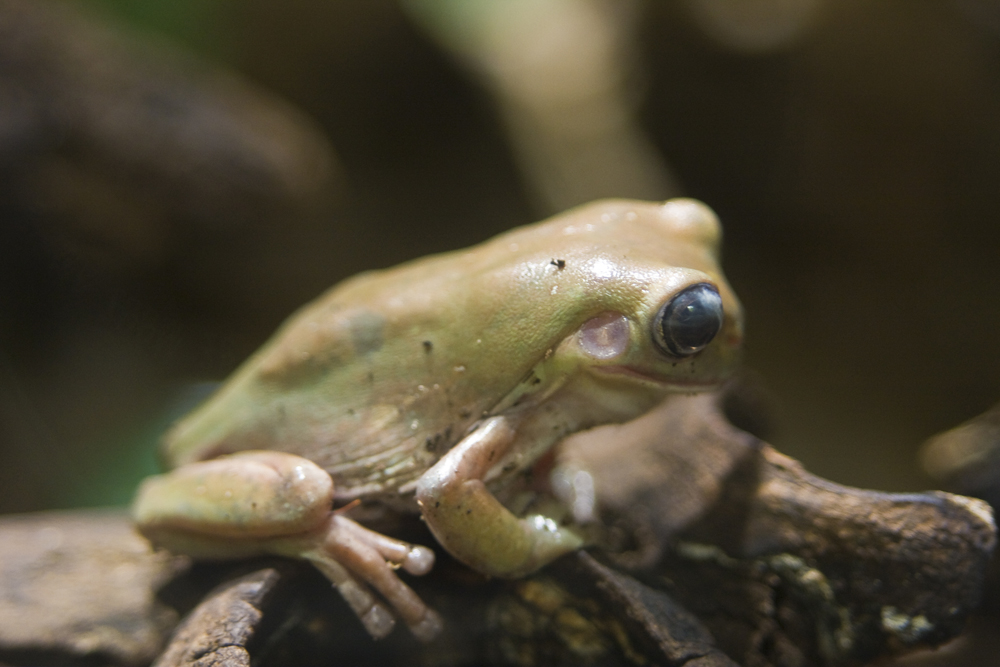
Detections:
[132, 198, 743, 641]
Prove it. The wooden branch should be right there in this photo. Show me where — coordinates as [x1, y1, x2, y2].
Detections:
[153, 567, 285, 667]
[559, 382, 996, 665]
[0, 510, 188, 666]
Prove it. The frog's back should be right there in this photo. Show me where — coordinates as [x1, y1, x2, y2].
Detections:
[160, 225, 559, 498]
[160, 275, 504, 499]
[161, 198, 730, 500]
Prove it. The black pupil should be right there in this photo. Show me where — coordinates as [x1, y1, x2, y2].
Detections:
[657, 284, 723, 356]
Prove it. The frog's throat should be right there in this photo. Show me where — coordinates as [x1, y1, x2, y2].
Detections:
[487, 354, 569, 417]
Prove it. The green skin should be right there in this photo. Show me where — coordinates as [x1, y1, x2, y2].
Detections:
[132, 198, 743, 641]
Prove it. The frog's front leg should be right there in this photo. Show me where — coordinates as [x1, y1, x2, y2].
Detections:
[415, 416, 584, 578]
[132, 451, 441, 640]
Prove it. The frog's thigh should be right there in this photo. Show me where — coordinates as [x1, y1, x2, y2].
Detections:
[133, 450, 335, 545]
[415, 416, 584, 579]
[133, 451, 440, 640]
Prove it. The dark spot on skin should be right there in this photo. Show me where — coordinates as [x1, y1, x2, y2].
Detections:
[423, 340, 433, 353]
[550, 259, 566, 269]
[347, 408, 355, 416]
[531, 376, 542, 386]
[435, 501, 440, 508]
[425, 430, 449, 453]
[367, 372, 375, 383]
[466, 509, 472, 515]
[349, 311, 385, 355]
[503, 463, 517, 472]
[488, 449, 495, 462]
[459, 409, 472, 419]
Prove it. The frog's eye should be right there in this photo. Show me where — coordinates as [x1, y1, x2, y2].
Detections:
[654, 283, 723, 357]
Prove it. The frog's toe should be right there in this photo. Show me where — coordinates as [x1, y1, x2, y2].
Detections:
[361, 604, 397, 639]
[339, 516, 437, 576]
[408, 607, 443, 642]
[403, 545, 435, 575]
[307, 552, 398, 639]
[316, 515, 442, 640]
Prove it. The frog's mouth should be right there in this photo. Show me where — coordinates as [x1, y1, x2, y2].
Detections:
[593, 364, 722, 389]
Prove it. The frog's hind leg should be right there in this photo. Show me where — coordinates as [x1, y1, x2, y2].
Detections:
[132, 450, 440, 641]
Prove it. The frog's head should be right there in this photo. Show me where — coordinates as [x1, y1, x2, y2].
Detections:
[528, 198, 743, 406]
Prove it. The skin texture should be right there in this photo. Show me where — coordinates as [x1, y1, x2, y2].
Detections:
[132, 198, 743, 641]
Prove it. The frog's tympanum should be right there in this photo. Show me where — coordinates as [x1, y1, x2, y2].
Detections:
[132, 198, 743, 640]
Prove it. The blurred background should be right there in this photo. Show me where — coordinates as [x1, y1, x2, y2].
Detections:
[1, 0, 999, 514]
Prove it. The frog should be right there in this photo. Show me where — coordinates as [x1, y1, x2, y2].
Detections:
[132, 198, 743, 641]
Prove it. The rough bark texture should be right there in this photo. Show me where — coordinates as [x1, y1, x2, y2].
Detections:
[153, 568, 284, 667]
[557, 552, 740, 667]
[0, 510, 188, 666]
[560, 386, 997, 666]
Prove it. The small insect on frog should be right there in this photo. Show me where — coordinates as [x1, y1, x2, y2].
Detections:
[133, 198, 743, 640]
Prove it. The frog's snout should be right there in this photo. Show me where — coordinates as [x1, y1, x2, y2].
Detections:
[724, 327, 744, 350]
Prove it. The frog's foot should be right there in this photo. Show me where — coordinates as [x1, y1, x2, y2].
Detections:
[291, 514, 441, 641]
[416, 416, 586, 578]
